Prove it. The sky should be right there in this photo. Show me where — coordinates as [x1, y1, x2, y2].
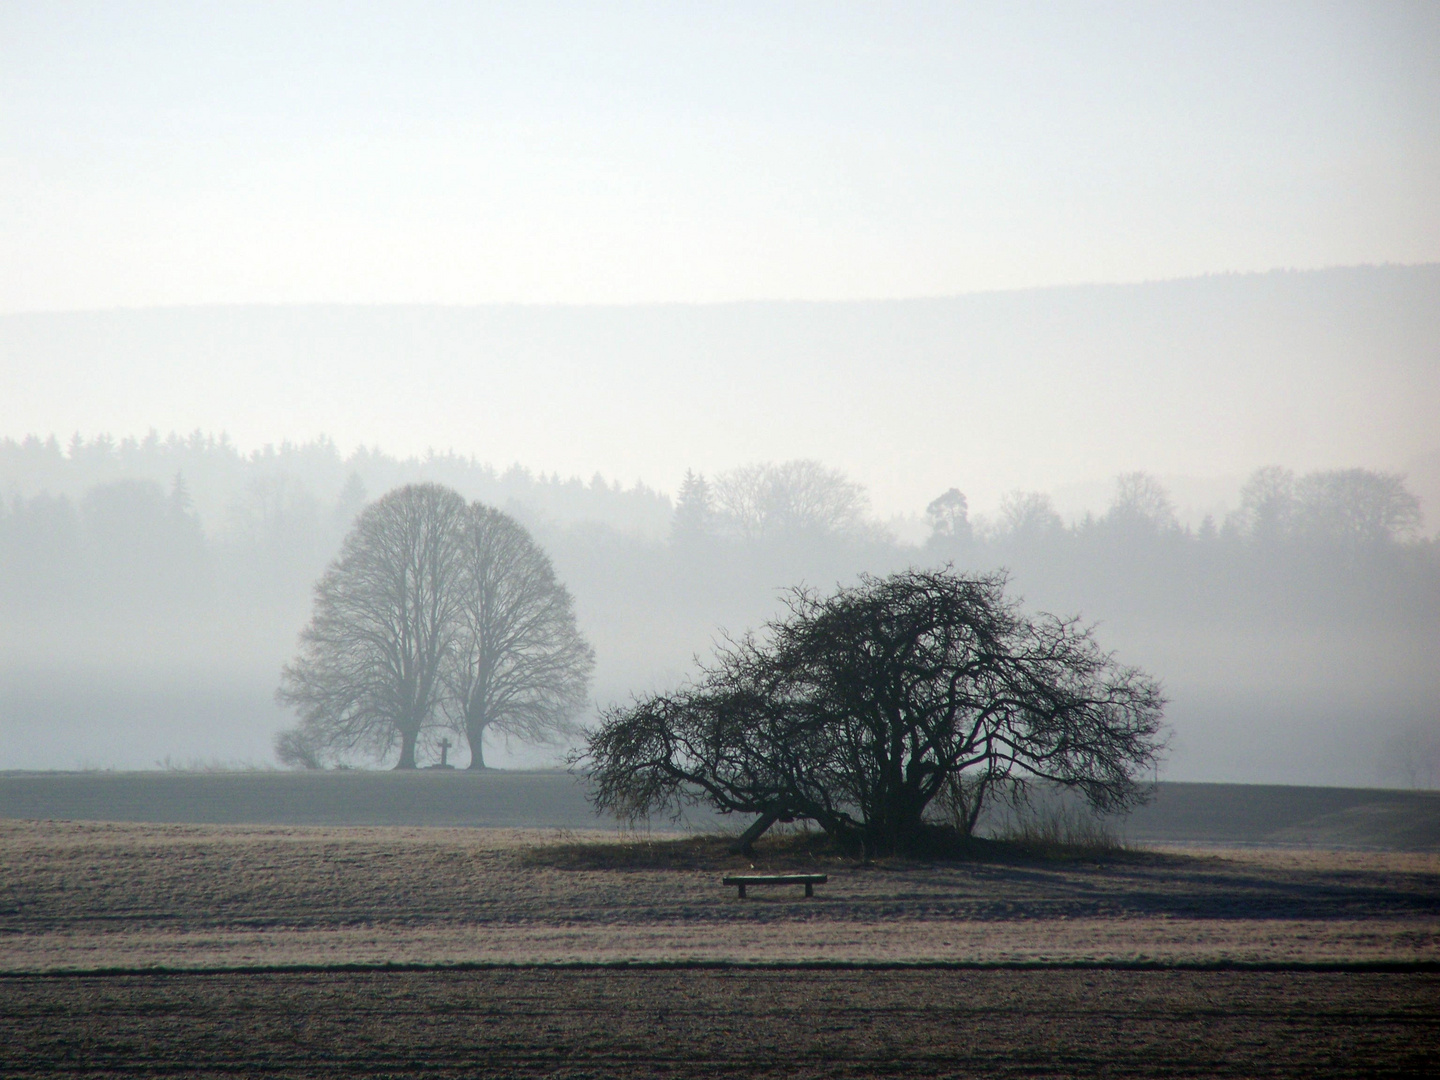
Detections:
[2, 2, 1438, 312]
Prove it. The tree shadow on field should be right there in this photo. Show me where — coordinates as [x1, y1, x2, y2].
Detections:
[520, 826, 1174, 873]
[521, 830, 834, 872]
[520, 829, 1440, 922]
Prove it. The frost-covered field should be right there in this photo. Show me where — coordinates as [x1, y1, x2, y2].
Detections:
[2, 821, 1436, 971]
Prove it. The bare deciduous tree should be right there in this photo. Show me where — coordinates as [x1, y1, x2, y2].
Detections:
[1233, 465, 1296, 542]
[277, 483, 468, 769]
[1379, 719, 1440, 790]
[1295, 468, 1423, 546]
[1107, 472, 1177, 532]
[444, 504, 594, 769]
[713, 460, 870, 541]
[1228, 466, 1423, 546]
[583, 568, 1165, 856]
[995, 491, 1063, 541]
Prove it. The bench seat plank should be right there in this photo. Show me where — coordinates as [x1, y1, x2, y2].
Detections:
[722, 873, 827, 898]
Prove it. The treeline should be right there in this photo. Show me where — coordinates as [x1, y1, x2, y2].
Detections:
[0, 431, 673, 541]
[0, 433, 671, 622]
[663, 462, 1436, 627]
[2, 433, 1435, 628]
[909, 469, 1435, 626]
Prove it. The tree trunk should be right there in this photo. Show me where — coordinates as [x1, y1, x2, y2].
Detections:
[862, 817, 911, 857]
[395, 728, 418, 770]
[731, 810, 779, 855]
[964, 787, 988, 837]
[466, 722, 487, 770]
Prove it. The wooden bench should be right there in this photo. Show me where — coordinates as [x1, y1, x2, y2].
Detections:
[722, 873, 827, 898]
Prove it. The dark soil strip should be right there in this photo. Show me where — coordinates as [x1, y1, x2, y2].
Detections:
[2, 968, 1436, 1078]
[7, 958, 1440, 978]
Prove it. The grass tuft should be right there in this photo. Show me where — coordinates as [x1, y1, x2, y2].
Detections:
[984, 802, 1133, 862]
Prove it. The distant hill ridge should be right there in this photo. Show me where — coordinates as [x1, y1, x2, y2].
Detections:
[3, 263, 1437, 523]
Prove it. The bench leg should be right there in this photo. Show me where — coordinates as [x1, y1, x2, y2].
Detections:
[805, 883, 813, 897]
[738, 884, 746, 899]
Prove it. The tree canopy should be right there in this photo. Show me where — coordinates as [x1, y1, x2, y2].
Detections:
[711, 459, 872, 541]
[583, 568, 1166, 855]
[277, 483, 592, 769]
[445, 504, 594, 769]
[277, 483, 468, 769]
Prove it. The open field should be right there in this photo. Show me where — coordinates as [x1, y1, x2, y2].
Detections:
[1, 821, 1436, 972]
[2, 815, 1437, 1074]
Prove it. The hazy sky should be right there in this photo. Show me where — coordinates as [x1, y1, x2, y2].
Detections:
[2, 2, 1438, 311]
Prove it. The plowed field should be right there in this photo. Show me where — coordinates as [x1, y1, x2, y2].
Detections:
[2, 967, 1436, 1078]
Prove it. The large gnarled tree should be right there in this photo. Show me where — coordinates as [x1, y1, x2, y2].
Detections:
[583, 568, 1165, 855]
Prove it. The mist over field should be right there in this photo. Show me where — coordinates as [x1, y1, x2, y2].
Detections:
[2, 266, 1438, 786]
